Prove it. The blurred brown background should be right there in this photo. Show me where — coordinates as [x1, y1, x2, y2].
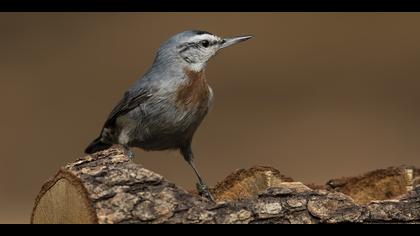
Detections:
[1, 13, 420, 223]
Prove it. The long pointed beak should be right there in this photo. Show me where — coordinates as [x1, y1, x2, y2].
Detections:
[220, 35, 253, 49]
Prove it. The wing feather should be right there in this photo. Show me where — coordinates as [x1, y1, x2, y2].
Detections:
[104, 89, 152, 128]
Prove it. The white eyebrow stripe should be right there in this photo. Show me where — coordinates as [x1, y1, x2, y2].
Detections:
[178, 34, 222, 53]
[190, 34, 221, 43]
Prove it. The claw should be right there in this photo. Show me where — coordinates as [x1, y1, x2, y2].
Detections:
[127, 151, 135, 159]
[196, 182, 215, 202]
[122, 145, 135, 159]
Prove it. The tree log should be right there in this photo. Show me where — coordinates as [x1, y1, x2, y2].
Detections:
[31, 147, 420, 224]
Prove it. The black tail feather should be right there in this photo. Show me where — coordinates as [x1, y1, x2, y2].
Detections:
[85, 137, 113, 154]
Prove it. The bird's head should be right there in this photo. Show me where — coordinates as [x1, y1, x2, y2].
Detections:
[155, 30, 253, 72]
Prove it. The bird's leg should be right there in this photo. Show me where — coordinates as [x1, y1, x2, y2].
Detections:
[122, 145, 135, 159]
[189, 160, 214, 202]
[181, 146, 215, 202]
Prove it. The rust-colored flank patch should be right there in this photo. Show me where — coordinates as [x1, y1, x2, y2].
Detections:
[176, 68, 210, 108]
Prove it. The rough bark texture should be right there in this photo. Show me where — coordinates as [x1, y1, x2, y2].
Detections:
[32, 147, 420, 224]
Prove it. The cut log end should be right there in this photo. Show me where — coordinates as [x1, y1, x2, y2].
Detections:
[210, 165, 295, 202]
[31, 171, 97, 224]
[31, 147, 420, 224]
[326, 166, 418, 204]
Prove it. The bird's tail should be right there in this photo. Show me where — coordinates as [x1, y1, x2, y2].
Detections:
[85, 137, 113, 154]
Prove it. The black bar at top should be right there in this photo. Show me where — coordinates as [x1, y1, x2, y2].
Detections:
[1, 0, 420, 12]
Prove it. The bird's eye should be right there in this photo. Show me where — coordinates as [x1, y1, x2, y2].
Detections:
[200, 40, 210, 48]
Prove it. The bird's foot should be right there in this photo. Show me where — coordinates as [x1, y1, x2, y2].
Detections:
[196, 182, 215, 202]
[127, 151, 135, 159]
[127, 149, 134, 160]
[122, 146, 135, 159]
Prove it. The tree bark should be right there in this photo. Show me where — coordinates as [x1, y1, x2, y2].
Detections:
[31, 147, 420, 224]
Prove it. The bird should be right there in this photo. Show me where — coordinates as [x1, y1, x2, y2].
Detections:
[85, 30, 253, 200]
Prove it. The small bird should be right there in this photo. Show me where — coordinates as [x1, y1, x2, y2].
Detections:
[85, 30, 253, 200]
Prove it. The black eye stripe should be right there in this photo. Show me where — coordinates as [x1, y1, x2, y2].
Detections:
[178, 39, 219, 53]
[178, 42, 198, 53]
[201, 40, 220, 47]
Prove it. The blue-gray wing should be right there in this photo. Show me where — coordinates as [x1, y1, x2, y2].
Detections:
[104, 89, 152, 128]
